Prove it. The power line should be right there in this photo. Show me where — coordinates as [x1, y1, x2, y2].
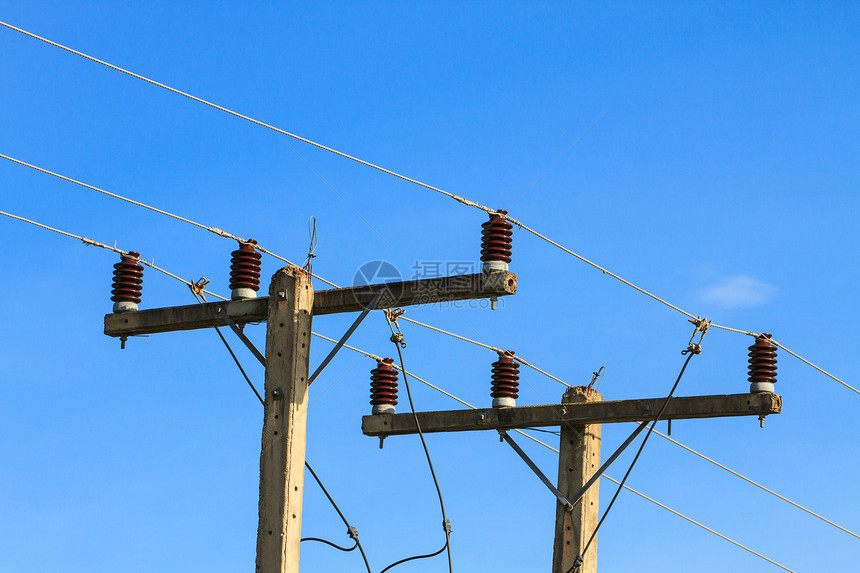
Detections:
[570, 343, 700, 572]
[4, 150, 849, 399]
[381, 312, 452, 573]
[0, 152, 339, 288]
[1, 207, 810, 571]
[5, 207, 856, 547]
[0, 20, 705, 318]
[3, 21, 851, 398]
[600, 474, 795, 572]
[650, 426, 860, 542]
[0, 209, 227, 301]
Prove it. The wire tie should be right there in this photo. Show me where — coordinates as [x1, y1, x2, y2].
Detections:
[347, 526, 359, 540]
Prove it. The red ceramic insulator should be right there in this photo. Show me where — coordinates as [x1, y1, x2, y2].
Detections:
[370, 358, 399, 413]
[748, 334, 778, 386]
[229, 239, 262, 294]
[491, 350, 520, 406]
[480, 209, 513, 264]
[111, 251, 144, 305]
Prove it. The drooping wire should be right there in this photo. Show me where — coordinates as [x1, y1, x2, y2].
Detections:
[303, 462, 373, 573]
[568, 341, 701, 573]
[379, 311, 453, 573]
[190, 294, 371, 572]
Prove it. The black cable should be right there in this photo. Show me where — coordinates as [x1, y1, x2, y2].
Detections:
[378, 331, 452, 573]
[191, 290, 265, 405]
[567, 345, 700, 573]
[300, 537, 358, 552]
[305, 461, 372, 573]
[195, 289, 372, 572]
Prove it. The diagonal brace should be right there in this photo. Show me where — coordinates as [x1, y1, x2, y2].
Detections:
[500, 430, 573, 511]
[308, 291, 383, 385]
[218, 307, 267, 367]
[567, 421, 647, 508]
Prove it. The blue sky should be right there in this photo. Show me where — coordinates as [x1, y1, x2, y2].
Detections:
[1, 2, 858, 572]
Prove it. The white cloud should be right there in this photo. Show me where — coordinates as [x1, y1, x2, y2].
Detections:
[701, 275, 777, 308]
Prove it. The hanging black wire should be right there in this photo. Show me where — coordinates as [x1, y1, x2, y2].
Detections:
[304, 461, 373, 573]
[193, 288, 371, 572]
[379, 314, 453, 573]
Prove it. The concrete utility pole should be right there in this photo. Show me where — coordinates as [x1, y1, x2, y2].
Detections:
[552, 386, 601, 573]
[255, 267, 313, 572]
[105, 267, 517, 573]
[363, 388, 782, 573]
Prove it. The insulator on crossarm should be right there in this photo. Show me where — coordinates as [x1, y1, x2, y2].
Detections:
[111, 251, 143, 313]
[229, 239, 262, 300]
[370, 358, 399, 415]
[481, 209, 513, 273]
[491, 350, 520, 408]
[748, 334, 778, 393]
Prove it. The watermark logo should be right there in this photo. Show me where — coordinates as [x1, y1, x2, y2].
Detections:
[352, 260, 403, 309]
[350, 259, 502, 310]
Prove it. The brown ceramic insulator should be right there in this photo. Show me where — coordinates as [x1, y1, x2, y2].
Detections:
[491, 351, 520, 400]
[748, 334, 778, 385]
[111, 251, 144, 304]
[480, 209, 513, 264]
[370, 358, 399, 407]
[229, 239, 262, 292]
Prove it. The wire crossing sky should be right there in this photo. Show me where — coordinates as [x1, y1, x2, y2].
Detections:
[1, 3, 858, 573]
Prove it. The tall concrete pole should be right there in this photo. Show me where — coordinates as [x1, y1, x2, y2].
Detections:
[552, 386, 603, 573]
[255, 267, 314, 573]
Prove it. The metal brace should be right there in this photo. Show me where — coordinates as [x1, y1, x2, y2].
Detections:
[308, 290, 384, 384]
[499, 429, 574, 511]
[217, 307, 267, 367]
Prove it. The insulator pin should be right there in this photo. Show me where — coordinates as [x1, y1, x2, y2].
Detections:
[481, 209, 513, 272]
[491, 350, 520, 408]
[229, 239, 262, 300]
[111, 251, 143, 312]
[748, 334, 778, 393]
[370, 358, 399, 414]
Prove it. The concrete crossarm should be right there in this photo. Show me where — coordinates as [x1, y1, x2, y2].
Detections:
[361, 392, 782, 437]
[104, 271, 516, 337]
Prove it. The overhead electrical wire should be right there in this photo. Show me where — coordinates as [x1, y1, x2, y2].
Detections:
[5, 200, 857, 545]
[649, 426, 860, 541]
[0, 210, 821, 570]
[0, 209, 227, 301]
[380, 312, 453, 573]
[600, 475, 795, 573]
[0, 209, 370, 570]
[2, 19, 850, 396]
[2, 148, 850, 394]
[0, 22, 853, 566]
